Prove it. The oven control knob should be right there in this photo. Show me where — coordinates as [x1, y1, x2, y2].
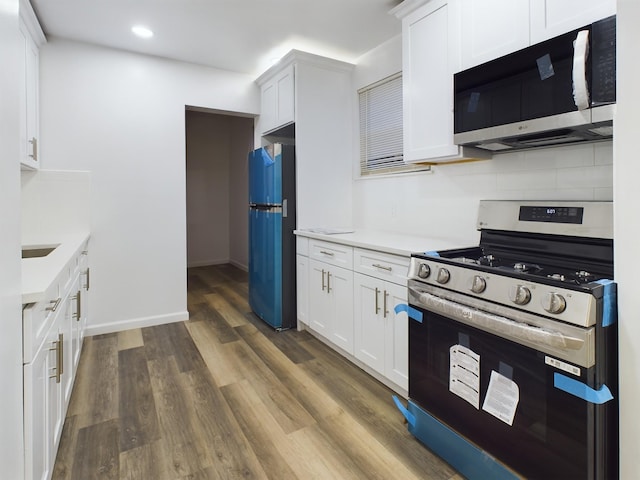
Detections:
[509, 285, 531, 305]
[468, 275, 486, 293]
[418, 263, 431, 279]
[436, 268, 450, 284]
[541, 292, 566, 314]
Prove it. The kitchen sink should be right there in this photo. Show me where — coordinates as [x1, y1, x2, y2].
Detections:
[21, 245, 59, 259]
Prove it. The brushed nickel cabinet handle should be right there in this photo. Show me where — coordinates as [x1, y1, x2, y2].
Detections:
[375, 287, 380, 314]
[372, 263, 392, 272]
[82, 267, 90, 290]
[74, 290, 81, 321]
[28, 137, 38, 161]
[49, 336, 62, 383]
[327, 271, 332, 293]
[383, 290, 389, 318]
[319, 250, 335, 256]
[46, 297, 62, 312]
[59, 333, 64, 376]
[321, 269, 326, 291]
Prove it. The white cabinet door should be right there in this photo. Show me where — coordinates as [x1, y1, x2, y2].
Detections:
[308, 259, 354, 354]
[260, 64, 295, 134]
[530, 0, 616, 44]
[296, 254, 309, 325]
[458, 0, 530, 71]
[383, 282, 408, 390]
[354, 274, 408, 390]
[400, 0, 486, 163]
[354, 274, 386, 375]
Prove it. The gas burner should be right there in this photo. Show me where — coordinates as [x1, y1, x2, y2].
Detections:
[478, 254, 496, 266]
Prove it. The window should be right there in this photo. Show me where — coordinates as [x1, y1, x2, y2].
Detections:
[358, 73, 429, 176]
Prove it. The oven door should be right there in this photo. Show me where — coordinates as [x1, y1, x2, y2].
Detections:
[408, 281, 616, 479]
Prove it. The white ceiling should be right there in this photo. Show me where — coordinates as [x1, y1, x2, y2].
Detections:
[31, 0, 403, 76]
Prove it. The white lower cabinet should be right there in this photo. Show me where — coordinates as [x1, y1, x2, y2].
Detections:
[23, 242, 90, 480]
[354, 275, 408, 390]
[309, 258, 354, 354]
[299, 236, 410, 393]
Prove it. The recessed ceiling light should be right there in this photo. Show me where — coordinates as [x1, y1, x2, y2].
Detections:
[132, 25, 153, 39]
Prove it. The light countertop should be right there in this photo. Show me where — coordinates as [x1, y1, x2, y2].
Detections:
[22, 231, 90, 304]
[294, 228, 474, 257]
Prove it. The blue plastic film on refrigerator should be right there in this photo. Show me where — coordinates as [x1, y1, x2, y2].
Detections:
[553, 373, 614, 404]
[392, 395, 416, 427]
[248, 208, 283, 328]
[248, 147, 282, 204]
[394, 303, 423, 323]
[595, 279, 617, 327]
[261, 147, 274, 166]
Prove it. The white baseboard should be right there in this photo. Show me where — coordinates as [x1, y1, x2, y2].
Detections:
[229, 259, 248, 271]
[187, 259, 228, 268]
[85, 310, 190, 337]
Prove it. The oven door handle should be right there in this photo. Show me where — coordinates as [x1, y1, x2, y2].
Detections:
[415, 291, 585, 351]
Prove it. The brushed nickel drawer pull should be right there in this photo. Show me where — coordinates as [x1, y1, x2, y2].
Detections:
[372, 263, 392, 272]
[327, 271, 332, 293]
[319, 250, 335, 256]
[46, 297, 62, 312]
[321, 269, 326, 291]
[383, 290, 389, 318]
[375, 288, 380, 314]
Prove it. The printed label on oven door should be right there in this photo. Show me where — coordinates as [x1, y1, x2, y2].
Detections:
[482, 371, 520, 426]
[449, 345, 480, 409]
[545, 355, 581, 377]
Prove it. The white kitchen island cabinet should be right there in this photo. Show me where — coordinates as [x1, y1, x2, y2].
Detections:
[392, 0, 489, 164]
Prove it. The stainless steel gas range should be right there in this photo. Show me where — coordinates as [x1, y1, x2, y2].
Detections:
[402, 200, 618, 480]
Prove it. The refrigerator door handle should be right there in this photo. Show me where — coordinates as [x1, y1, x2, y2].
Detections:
[283, 199, 288, 218]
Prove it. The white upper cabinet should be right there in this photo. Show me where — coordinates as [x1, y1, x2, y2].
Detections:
[258, 64, 295, 135]
[393, 0, 489, 163]
[459, 0, 530, 71]
[530, 0, 616, 44]
[19, 0, 45, 170]
[458, 0, 616, 72]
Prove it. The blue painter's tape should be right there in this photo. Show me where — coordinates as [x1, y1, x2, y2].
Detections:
[406, 400, 519, 480]
[595, 279, 617, 327]
[424, 251, 440, 257]
[395, 303, 423, 323]
[554, 373, 614, 404]
[392, 395, 416, 427]
[260, 148, 274, 167]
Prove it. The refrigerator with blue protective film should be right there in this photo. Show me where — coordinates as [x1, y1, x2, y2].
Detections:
[248, 144, 296, 330]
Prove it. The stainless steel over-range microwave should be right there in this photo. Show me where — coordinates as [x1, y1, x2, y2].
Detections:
[454, 16, 616, 152]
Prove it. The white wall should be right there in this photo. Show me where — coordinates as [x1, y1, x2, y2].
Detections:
[615, 1, 640, 477]
[352, 35, 613, 245]
[39, 38, 259, 334]
[0, 2, 26, 477]
[185, 111, 253, 269]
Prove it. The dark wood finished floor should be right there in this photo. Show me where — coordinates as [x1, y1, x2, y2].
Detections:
[52, 264, 461, 479]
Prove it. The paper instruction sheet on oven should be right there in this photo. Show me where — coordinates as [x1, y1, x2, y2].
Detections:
[482, 370, 520, 426]
[449, 344, 480, 409]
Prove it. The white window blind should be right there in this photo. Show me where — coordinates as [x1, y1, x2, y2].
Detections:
[359, 73, 429, 176]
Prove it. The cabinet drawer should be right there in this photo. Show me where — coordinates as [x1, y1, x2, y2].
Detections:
[309, 239, 353, 269]
[296, 236, 309, 256]
[353, 248, 410, 286]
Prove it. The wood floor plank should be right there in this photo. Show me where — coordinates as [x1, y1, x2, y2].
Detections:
[220, 380, 299, 480]
[214, 284, 251, 314]
[225, 339, 317, 434]
[147, 355, 211, 477]
[67, 334, 119, 429]
[142, 322, 207, 372]
[241, 313, 315, 364]
[182, 368, 269, 480]
[72, 419, 120, 479]
[191, 301, 239, 344]
[205, 291, 251, 328]
[51, 415, 78, 480]
[119, 443, 166, 480]
[117, 328, 144, 351]
[184, 320, 246, 387]
[234, 323, 342, 421]
[118, 347, 160, 452]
